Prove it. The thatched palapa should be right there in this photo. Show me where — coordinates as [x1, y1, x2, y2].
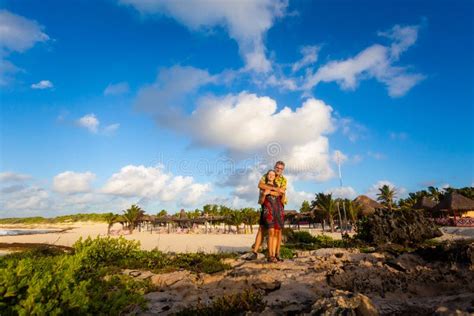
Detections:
[353, 195, 383, 216]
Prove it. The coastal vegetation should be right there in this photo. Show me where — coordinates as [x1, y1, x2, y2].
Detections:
[0, 236, 235, 315]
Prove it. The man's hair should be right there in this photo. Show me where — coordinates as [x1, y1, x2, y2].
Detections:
[275, 161, 285, 167]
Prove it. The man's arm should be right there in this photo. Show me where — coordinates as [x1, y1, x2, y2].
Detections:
[258, 181, 285, 196]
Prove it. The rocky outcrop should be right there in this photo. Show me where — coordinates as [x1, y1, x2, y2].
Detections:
[357, 209, 442, 246]
[128, 244, 474, 315]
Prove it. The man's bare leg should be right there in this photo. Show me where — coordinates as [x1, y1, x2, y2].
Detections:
[252, 226, 264, 253]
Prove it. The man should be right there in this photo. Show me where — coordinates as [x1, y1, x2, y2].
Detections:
[249, 161, 287, 260]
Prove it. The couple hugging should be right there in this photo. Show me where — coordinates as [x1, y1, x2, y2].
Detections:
[250, 161, 287, 263]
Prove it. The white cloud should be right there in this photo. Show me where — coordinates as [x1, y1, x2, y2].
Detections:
[339, 118, 367, 142]
[365, 180, 406, 200]
[0, 59, 22, 86]
[102, 165, 211, 204]
[136, 66, 216, 125]
[75, 114, 120, 135]
[324, 187, 357, 200]
[53, 171, 96, 194]
[137, 88, 337, 180]
[0, 171, 32, 182]
[31, 80, 53, 90]
[104, 82, 130, 96]
[103, 123, 120, 135]
[119, 0, 287, 72]
[220, 168, 312, 209]
[303, 23, 425, 97]
[0, 185, 51, 212]
[0, 10, 49, 53]
[0, 10, 49, 87]
[77, 113, 100, 133]
[292, 45, 321, 72]
[324, 186, 357, 199]
[378, 24, 419, 60]
[332, 150, 348, 164]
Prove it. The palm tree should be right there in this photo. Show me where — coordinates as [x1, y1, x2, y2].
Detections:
[123, 204, 144, 233]
[229, 210, 244, 234]
[312, 193, 336, 232]
[157, 209, 168, 217]
[104, 212, 117, 235]
[427, 186, 442, 202]
[241, 208, 259, 233]
[299, 200, 311, 213]
[377, 185, 396, 211]
[345, 200, 363, 223]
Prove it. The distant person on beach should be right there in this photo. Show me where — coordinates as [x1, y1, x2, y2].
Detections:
[250, 161, 287, 262]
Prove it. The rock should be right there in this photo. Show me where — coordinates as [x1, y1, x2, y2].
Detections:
[122, 269, 155, 280]
[252, 275, 281, 291]
[150, 270, 198, 288]
[310, 290, 378, 316]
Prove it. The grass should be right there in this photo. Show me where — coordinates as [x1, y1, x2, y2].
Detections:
[0, 213, 114, 224]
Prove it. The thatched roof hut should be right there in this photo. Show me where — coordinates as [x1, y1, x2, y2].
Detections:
[414, 196, 437, 210]
[432, 192, 474, 213]
[353, 195, 383, 216]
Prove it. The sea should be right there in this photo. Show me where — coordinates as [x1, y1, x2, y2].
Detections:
[0, 229, 58, 236]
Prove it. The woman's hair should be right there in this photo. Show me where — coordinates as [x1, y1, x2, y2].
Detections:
[265, 169, 277, 185]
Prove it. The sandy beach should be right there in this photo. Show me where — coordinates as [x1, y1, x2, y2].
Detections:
[1, 222, 472, 253]
[0, 222, 350, 253]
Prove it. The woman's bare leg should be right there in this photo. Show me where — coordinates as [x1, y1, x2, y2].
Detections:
[276, 229, 282, 257]
[268, 228, 275, 258]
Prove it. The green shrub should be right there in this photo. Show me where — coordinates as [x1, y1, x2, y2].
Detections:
[279, 246, 295, 259]
[175, 289, 265, 315]
[283, 229, 355, 250]
[0, 236, 236, 315]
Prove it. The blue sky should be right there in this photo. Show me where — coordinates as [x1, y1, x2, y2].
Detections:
[0, 0, 473, 217]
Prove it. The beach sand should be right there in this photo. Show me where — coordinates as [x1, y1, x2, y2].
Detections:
[1, 222, 472, 253]
[0, 222, 348, 253]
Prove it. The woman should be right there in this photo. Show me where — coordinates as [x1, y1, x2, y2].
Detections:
[259, 170, 285, 263]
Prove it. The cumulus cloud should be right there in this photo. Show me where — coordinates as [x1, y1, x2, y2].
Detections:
[31, 80, 53, 90]
[137, 86, 337, 180]
[220, 167, 312, 209]
[303, 23, 425, 97]
[119, 0, 287, 72]
[102, 165, 211, 205]
[77, 114, 100, 133]
[104, 82, 130, 96]
[0, 185, 51, 212]
[75, 114, 119, 135]
[53, 171, 96, 194]
[324, 186, 357, 199]
[292, 45, 321, 72]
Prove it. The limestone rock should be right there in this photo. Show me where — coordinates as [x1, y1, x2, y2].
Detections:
[310, 290, 378, 316]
